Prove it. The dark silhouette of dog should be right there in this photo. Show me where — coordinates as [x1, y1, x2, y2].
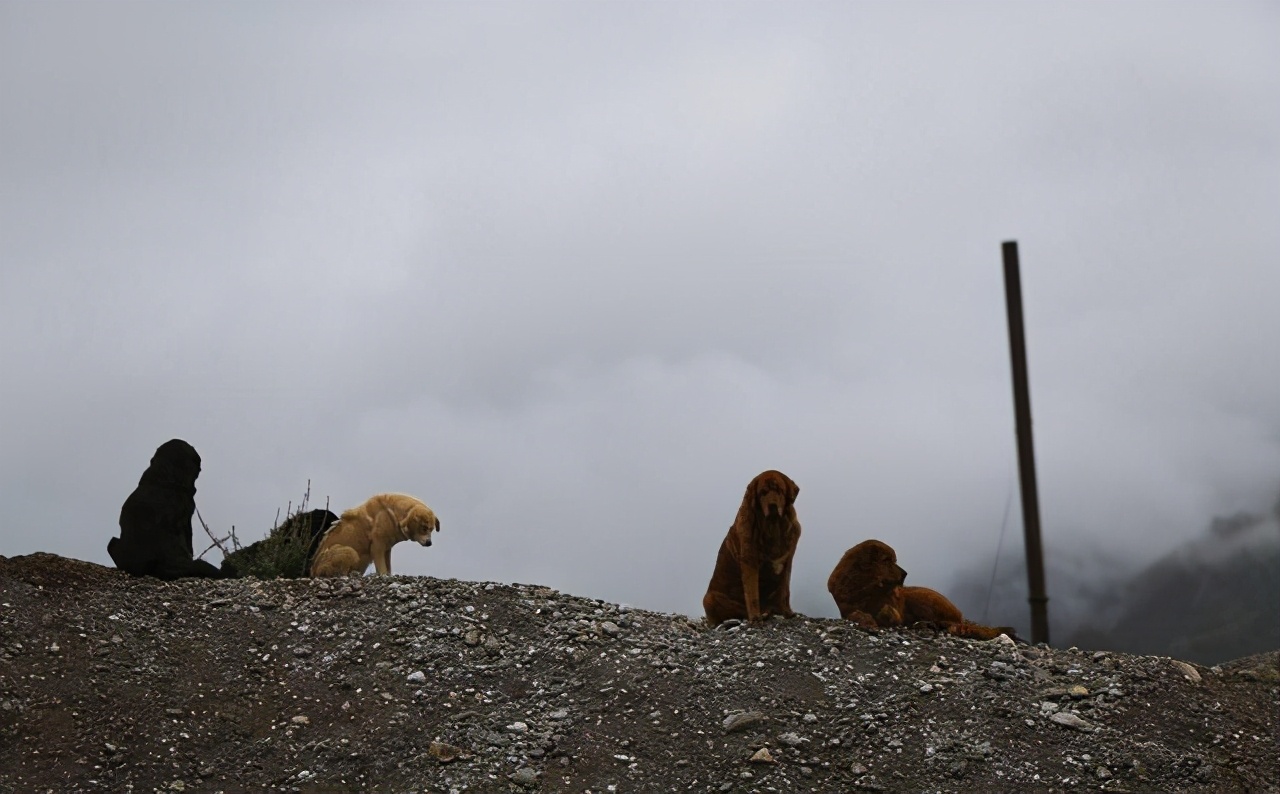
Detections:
[703, 470, 802, 626]
[107, 439, 225, 580]
[220, 509, 340, 578]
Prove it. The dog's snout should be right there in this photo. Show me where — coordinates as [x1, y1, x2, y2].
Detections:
[422, 537, 432, 546]
[895, 565, 907, 584]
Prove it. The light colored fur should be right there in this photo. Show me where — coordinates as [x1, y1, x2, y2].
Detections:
[309, 493, 440, 578]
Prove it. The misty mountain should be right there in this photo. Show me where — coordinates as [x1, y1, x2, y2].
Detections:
[948, 493, 1280, 666]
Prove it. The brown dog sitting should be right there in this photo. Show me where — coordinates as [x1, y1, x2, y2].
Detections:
[827, 539, 1014, 641]
[310, 494, 440, 578]
[703, 470, 802, 626]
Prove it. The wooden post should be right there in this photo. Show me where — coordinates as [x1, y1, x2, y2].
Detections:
[1001, 240, 1050, 645]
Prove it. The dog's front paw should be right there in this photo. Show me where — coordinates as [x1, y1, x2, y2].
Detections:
[844, 610, 879, 630]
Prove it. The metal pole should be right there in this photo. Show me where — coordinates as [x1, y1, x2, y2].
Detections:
[1001, 240, 1050, 645]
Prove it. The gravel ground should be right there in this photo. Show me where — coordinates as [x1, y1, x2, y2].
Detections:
[1, 552, 1276, 793]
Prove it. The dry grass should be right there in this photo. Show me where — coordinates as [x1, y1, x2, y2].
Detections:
[203, 482, 330, 579]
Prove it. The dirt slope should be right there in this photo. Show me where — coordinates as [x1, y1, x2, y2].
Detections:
[1, 553, 1276, 793]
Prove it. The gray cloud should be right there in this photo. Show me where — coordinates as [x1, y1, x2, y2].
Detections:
[3, 1, 1278, 623]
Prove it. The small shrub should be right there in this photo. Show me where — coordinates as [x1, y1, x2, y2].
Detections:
[219, 485, 333, 579]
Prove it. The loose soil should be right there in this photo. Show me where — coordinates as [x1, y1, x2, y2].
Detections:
[1, 553, 1276, 793]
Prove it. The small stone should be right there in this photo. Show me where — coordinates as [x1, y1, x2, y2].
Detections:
[507, 721, 528, 733]
[49, 643, 59, 653]
[510, 767, 539, 787]
[464, 629, 482, 647]
[1049, 711, 1094, 732]
[600, 621, 620, 637]
[778, 732, 806, 747]
[1171, 660, 1201, 682]
[723, 711, 767, 733]
[850, 762, 868, 775]
[407, 671, 426, 683]
[1067, 685, 1089, 699]
[919, 683, 934, 693]
[291, 715, 309, 725]
[428, 741, 463, 763]
[1096, 765, 1112, 780]
[292, 646, 312, 657]
[548, 709, 569, 720]
[802, 713, 818, 723]
[749, 747, 776, 764]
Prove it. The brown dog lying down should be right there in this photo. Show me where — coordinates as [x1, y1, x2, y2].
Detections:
[703, 470, 802, 626]
[827, 539, 1014, 641]
[310, 493, 440, 577]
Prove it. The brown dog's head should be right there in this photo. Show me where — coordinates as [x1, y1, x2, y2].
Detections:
[746, 470, 799, 518]
[401, 504, 441, 547]
[848, 539, 907, 591]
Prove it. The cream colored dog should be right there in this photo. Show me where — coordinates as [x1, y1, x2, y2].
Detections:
[309, 493, 441, 577]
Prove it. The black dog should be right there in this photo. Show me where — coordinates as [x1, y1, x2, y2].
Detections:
[107, 439, 226, 580]
[220, 508, 339, 578]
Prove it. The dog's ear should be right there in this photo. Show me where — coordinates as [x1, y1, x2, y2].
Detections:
[744, 473, 762, 506]
[435, 516, 442, 532]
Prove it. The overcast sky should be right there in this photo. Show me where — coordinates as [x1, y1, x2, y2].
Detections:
[2, 1, 1277, 627]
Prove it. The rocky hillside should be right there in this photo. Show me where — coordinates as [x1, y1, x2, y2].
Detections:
[1, 553, 1276, 793]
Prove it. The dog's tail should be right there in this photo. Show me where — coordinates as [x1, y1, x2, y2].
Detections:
[946, 621, 1019, 642]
